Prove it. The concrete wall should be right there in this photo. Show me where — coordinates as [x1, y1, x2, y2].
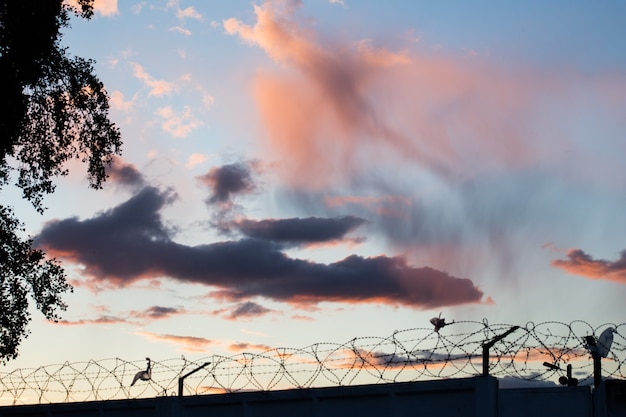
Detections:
[594, 380, 626, 417]
[499, 386, 592, 417]
[1, 377, 624, 417]
[0, 377, 497, 417]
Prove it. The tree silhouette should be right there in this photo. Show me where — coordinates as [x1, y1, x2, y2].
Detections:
[0, 0, 122, 363]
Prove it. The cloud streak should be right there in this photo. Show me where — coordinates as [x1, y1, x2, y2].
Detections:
[56, 305, 187, 326]
[228, 342, 273, 352]
[234, 216, 366, 246]
[137, 332, 213, 352]
[35, 187, 485, 309]
[213, 301, 275, 320]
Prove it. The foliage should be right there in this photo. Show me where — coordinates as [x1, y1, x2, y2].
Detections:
[0, 0, 121, 210]
[0, 0, 122, 362]
[0, 206, 71, 364]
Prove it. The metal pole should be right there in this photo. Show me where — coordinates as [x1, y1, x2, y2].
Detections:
[178, 362, 211, 397]
[482, 344, 490, 377]
[482, 326, 520, 377]
[593, 353, 602, 388]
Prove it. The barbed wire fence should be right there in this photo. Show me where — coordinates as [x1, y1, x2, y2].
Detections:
[1, 320, 624, 406]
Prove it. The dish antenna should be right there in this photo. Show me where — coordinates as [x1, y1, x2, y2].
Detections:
[583, 327, 618, 387]
[585, 327, 617, 358]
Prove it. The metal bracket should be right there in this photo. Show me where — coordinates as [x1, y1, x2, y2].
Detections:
[178, 362, 211, 397]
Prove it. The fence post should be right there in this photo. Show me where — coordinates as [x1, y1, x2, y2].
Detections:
[482, 326, 520, 376]
[178, 362, 211, 397]
[592, 353, 602, 389]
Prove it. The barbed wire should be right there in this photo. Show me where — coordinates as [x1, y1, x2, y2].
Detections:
[1, 320, 624, 405]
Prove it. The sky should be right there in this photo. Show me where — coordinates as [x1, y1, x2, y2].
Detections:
[3, 0, 626, 381]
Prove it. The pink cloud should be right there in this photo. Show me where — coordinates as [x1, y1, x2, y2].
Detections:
[67, 0, 119, 16]
[225, 0, 624, 190]
[129, 305, 187, 320]
[324, 194, 412, 218]
[56, 316, 126, 326]
[94, 0, 118, 16]
[227, 342, 273, 352]
[552, 249, 626, 284]
[156, 105, 202, 138]
[105, 156, 145, 189]
[130, 62, 175, 96]
[177, 6, 201, 21]
[137, 332, 214, 352]
[109, 91, 135, 112]
[290, 314, 314, 321]
[186, 153, 209, 168]
[55, 305, 187, 326]
[167, 0, 202, 21]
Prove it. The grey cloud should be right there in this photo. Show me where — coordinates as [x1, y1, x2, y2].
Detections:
[106, 156, 146, 189]
[235, 216, 366, 245]
[35, 187, 485, 308]
[198, 162, 256, 205]
[224, 301, 273, 320]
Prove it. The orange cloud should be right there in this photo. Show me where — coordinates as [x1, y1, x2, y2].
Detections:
[94, 0, 118, 16]
[137, 332, 214, 352]
[109, 91, 135, 112]
[198, 386, 228, 395]
[552, 249, 626, 284]
[66, 0, 119, 16]
[327, 345, 587, 375]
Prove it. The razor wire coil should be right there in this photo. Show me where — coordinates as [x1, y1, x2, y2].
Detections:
[0, 320, 624, 405]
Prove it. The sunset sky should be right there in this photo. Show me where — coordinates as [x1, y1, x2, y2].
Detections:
[4, 0, 626, 375]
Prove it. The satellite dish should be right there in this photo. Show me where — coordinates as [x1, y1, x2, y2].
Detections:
[585, 327, 617, 358]
[596, 327, 617, 358]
